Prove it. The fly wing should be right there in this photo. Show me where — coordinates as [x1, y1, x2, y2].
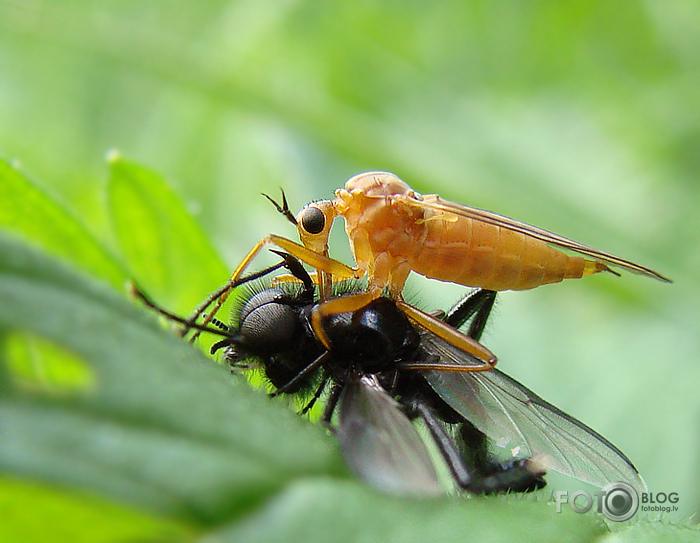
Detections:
[419, 330, 647, 494]
[403, 193, 670, 283]
[337, 374, 443, 497]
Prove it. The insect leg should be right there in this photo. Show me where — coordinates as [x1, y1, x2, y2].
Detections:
[268, 235, 361, 280]
[270, 270, 358, 294]
[321, 383, 344, 430]
[411, 400, 473, 488]
[444, 289, 497, 341]
[129, 282, 232, 339]
[204, 316, 230, 332]
[267, 250, 314, 293]
[270, 351, 331, 397]
[189, 234, 360, 338]
[397, 301, 497, 368]
[454, 421, 547, 494]
[412, 400, 545, 494]
[309, 289, 382, 350]
[144, 252, 306, 341]
[300, 371, 330, 416]
[309, 288, 495, 371]
[184, 254, 293, 338]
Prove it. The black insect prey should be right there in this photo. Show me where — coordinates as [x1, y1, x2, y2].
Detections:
[134, 252, 644, 497]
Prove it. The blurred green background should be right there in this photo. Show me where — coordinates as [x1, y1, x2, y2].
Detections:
[1, 0, 698, 532]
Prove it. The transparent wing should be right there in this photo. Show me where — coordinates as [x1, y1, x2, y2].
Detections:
[337, 374, 443, 496]
[402, 193, 670, 283]
[419, 330, 647, 494]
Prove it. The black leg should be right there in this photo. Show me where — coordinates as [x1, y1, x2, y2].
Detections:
[300, 372, 330, 415]
[130, 282, 232, 339]
[411, 400, 473, 488]
[444, 289, 497, 341]
[270, 351, 330, 397]
[184, 258, 291, 338]
[413, 398, 546, 494]
[187, 252, 313, 341]
[321, 383, 343, 430]
[456, 419, 546, 494]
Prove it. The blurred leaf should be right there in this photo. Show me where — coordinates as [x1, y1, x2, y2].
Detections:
[5, 332, 95, 394]
[0, 234, 342, 524]
[208, 479, 604, 543]
[0, 477, 188, 543]
[107, 156, 229, 312]
[0, 160, 127, 289]
[599, 522, 700, 543]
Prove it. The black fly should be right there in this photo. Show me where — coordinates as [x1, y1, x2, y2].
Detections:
[133, 252, 645, 497]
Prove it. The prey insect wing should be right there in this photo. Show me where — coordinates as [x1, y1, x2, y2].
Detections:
[419, 330, 646, 493]
[337, 374, 443, 497]
[409, 194, 670, 283]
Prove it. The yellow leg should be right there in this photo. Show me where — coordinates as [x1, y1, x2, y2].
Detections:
[270, 270, 359, 288]
[310, 289, 382, 350]
[308, 288, 496, 371]
[268, 235, 361, 279]
[397, 301, 497, 370]
[189, 234, 364, 337]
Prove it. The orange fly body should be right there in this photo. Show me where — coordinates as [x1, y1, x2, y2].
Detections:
[294, 171, 670, 296]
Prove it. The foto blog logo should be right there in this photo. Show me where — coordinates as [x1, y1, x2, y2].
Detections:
[555, 482, 639, 522]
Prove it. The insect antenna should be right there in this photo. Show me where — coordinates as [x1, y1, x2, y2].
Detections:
[129, 282, 231, 338]
[184, 256, 296, 339]
[262, 188, 297, 226]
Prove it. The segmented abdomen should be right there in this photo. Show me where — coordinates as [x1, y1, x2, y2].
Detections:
[411, 214, 586, 291]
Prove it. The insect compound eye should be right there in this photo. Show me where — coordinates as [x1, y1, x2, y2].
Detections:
[300, 206, 325, 235]
[239, 289, 297, 351]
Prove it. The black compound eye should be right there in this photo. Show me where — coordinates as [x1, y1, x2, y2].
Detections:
[301, 206, 325, 235]
[239, 289, 296, 351]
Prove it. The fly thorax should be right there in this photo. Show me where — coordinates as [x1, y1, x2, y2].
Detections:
[344, 171, 413, 198]
[323, 297, 420, 374]
[344, 191, 424, 263]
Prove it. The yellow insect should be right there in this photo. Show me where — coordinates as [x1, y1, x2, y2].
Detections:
[190, 172, 669, 368]
[295, 171, 670, 294]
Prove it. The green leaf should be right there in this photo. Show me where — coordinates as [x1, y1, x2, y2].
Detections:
[5, 331, 95, 393]
[0, 477, 188, 543]
[208, 479, 606, 543]
[0, 235, 342, 525]
[107, 156, 229, 313]
[0, 160, 127, 289]
[598, 522, 700, 543]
